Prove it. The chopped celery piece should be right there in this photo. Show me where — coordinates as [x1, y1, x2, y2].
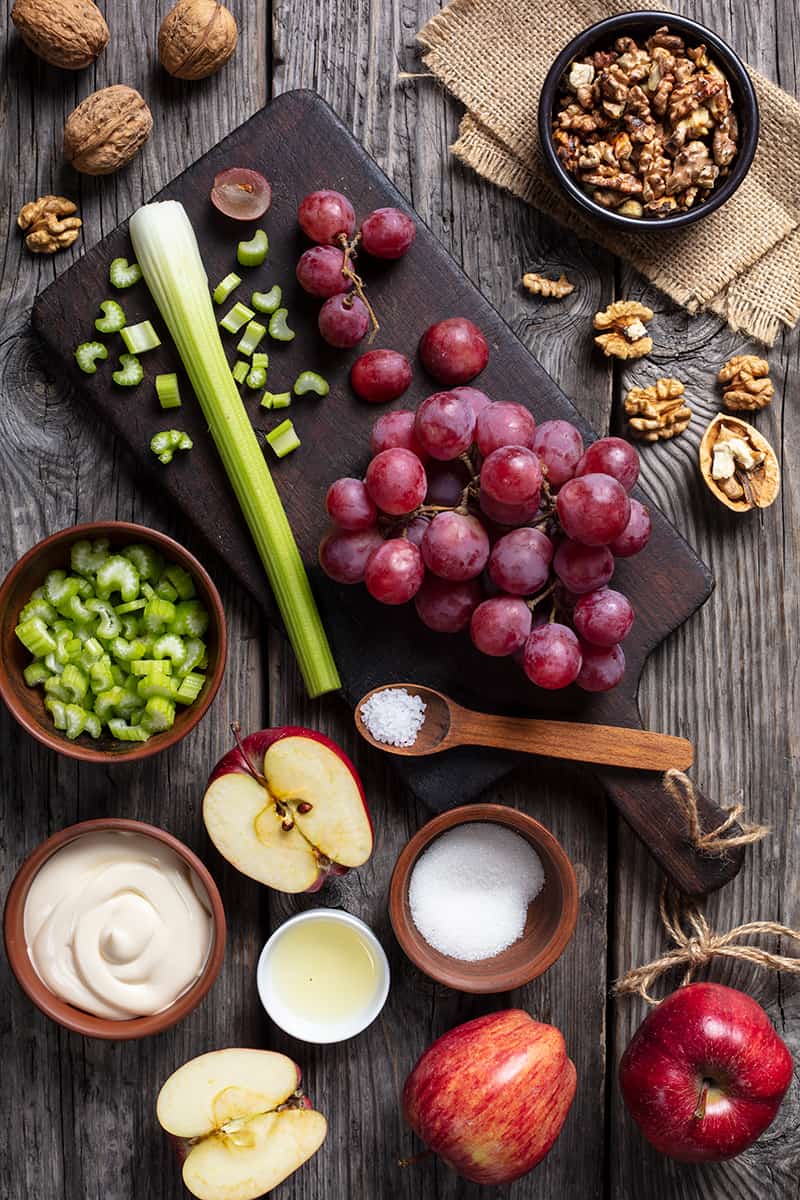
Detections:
[45, 697, 68, 730]
[141, 696, 176, 733]
[152, 633, 186, 665]
[112, 354, 143, 387]
[237, 229, 269, 267]
[79, 637, 104, 667]
[16, 617, 56, 657]
[293, 370, 329, 397]
[266, 419, 300, 458]
[95, 687, 124, 720]
[220, 301, 255, 334]
[268, 308, 295, 342]
[110, 257, 142, 289]
[123, 544, 163, 581]
[44, 675, 70, 702]
[163, 565, 196, 599]
[261, 391, 291, 410]
[84, 712, 102, 739]
[252, 352, 269, 370]
[121, 320, 161, 355]
[107, 718, 150, 742]
[178, 638, 206, 677]
[213, 272, 242, 304]
[61, 664, 89, 702]
[86, 598, 122, 639]
[131, 659, 173, 676]
[117, 681, 145, 717]
[137, 671, 175, 701]
[96, 556, 140, 602]
[64, 703, 89, 739]
[75, 341, 108, 374]
[110, 635, 148, 662]
[232, 359, 249, 384]
[174, 672, 205, 704]
[246, 366, 267, 390]
[95, 300, 127, 334]
[237, 320, 266, 357]
[150, 429, 193, 464]
[19, 595, 57, 624]
[24, 661, 51, 686]
[251, 285, 281, 314]
[156, 372, 181, 410]
[71, 538, 110, 576]
[89, 660, 115, 693]
[155, 579, 179, 603]
[115, 598, 147, 615]
[143, 597, 176, 632]
[141, 582, 155, 599]
[168, 600, 209, 637]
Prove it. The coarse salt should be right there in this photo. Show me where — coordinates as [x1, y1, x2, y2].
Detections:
[408, 823, 545, 961]
[360, 688, 426, 747]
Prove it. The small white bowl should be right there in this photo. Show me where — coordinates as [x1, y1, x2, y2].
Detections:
[256, 909, 390, 1044]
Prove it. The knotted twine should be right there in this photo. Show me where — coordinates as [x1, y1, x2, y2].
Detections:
[664, 767, 770, 855]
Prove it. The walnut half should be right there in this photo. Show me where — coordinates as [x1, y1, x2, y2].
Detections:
[17, 195, 81, 254]
[522, 271, 574, 299]
[718, 354, 774, 411]
[625, 377, 691, 441]
[594, 299, 653, 359]
[699, 414, 780, 511]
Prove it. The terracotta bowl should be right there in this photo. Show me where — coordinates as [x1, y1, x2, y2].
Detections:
[4, 817, 226, 1039]
[389, 804, 578, 993]
[0, 521, 227, 763]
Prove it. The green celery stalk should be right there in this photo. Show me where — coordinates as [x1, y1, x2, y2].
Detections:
[129, 200, 340, 698]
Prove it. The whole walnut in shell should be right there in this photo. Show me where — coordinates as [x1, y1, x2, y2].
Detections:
[11, 0, 108, 70]
[64, 86, 153, 176]
[158, 0, 238, 80]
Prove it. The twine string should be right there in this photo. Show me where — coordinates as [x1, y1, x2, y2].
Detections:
[664, 768, 770, 853]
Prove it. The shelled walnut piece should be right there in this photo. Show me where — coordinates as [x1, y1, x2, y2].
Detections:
[594, 300, 653, 359]
[522, 271, 574, 298]
[17, 196, 82, 254]
[718, 354, 774, 411]
[625, 377, 691, 441]
[553, 25, 739, 218]
[699, 414, 780, 511]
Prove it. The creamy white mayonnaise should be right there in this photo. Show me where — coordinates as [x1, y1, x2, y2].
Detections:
[23, 830, 213, 1020]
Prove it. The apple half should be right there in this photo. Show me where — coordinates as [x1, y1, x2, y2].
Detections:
[203, 726, 373, 892]
[157, 1048, 327, 1200]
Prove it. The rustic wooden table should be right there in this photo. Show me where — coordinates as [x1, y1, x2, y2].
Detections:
[1, 3, 798, 1198]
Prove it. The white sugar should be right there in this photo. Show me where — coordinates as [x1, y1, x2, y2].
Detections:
[408, 823, 545, 961]
[360, 687, 426, 748]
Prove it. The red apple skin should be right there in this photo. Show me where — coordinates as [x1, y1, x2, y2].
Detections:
[402, 1009, 577, 1185]
[619, 982, 793, 1163]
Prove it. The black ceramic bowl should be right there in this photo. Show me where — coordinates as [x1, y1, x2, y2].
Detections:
[538, 11, 760, 231]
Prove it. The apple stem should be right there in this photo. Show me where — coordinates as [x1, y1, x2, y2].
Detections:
[397, 1150, 433, 1169]
[230, 721, 269, 788]
[693, 1080, 710, 1120]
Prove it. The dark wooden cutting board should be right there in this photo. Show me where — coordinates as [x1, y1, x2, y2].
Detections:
[32, 89, 741, 895]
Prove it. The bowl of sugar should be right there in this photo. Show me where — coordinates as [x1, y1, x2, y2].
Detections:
[388, 804, 578, 993]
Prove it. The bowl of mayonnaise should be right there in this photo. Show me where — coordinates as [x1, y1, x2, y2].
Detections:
[4, 817, 226, 1038]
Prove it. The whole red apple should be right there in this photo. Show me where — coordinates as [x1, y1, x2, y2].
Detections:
[619, 981, 793, 1162]
[402, 1009, 576, 1185]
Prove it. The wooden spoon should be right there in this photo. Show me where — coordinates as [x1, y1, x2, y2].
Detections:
[355, 683, 693, 771]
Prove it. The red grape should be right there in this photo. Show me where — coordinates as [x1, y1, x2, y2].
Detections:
[211, 168, 272, 220]
[575, 437, 640, 492]
[364, 539, 424, 605]
[522, 623, 582, 689]
[414, 576, 482, 633]
[360, 207, 416, 259]
[319, 526, 383, 584]
[298, 190, 355, 244]
[556, 473, 630, 546]
[576, 641, 626, 692]
[419, 318, 489, 386]
[405, 516, 430, 547]
[350, 349, 412, 404]
[488, 527, 553, 595]
[414, 391, 476, 461]
[480, 446, 542, 524]
[370, 410, 427, 459]
[365, 447, 426, 515]
[573, 588, 634, 646]
[451, 386, 492, 418]
[325, 478, 377, 531]
[421, 512, 490, 581]
[318, 294, 370, 348]
[553, 540, 614, 593]
[425, 461, 470, 507]
[470, 597, 532, 656]
[296, 246, 349, 297]
[475, 402, 536, 456]
[608, 498, 652, 557]
[532, 420, 584, 488]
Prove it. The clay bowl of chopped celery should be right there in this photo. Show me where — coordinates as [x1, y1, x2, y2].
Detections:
[0, 521, 227, 763]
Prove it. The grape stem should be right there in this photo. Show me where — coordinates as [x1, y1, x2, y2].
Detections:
[337, 232, 380, 343]
[526, 580, 556, 612]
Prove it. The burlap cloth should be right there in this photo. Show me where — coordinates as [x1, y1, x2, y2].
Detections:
[417, 0, 800, 344]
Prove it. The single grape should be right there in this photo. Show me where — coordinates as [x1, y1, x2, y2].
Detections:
[488, 527, 553, 595]
[576, 641, 626, 692]
[575, 437, 640, 492]
[318, 294, 370, 348]
[414, 390, 476, 461]
[425, 460, 470, 507]
[365, 447, 427, 515]
[296, 246, 349, 297]
[325, 478, 377, 531]
[556, 473, 630, 546]
[475, 402, 536, 456]
[532, 420, 584, 488]
[405, 516, 430, 547]
[479, 446, 542, 524]
[522, 623, 582, 689]
[414, 575, 482, 633]
[470, 596, 532, 656]
[419, 318, 489, 386]
[360, 207, 416, 259]
[421, 512, 490, 581]
[573, 588, 634, 646]
[608, 498, 652, 557]
[553, 540, 614, 593]
[298, 190, 356, 245]
[370, 410, 427, 459]
[211, 168, 272, 220]
[451, 386, 492, 418]
[318, 526, 383, 584]
[364, 539, 425, 605]
[350, 349, 412, 404]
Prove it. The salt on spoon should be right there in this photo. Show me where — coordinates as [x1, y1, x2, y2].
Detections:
[359, 687, 426, 748]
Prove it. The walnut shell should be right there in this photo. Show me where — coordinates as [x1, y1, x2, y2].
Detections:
[699, 414, 780, 513]
[158, 0, 238, 80]
[64, 86, 153, 176]
[11, 0, 108, 70]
